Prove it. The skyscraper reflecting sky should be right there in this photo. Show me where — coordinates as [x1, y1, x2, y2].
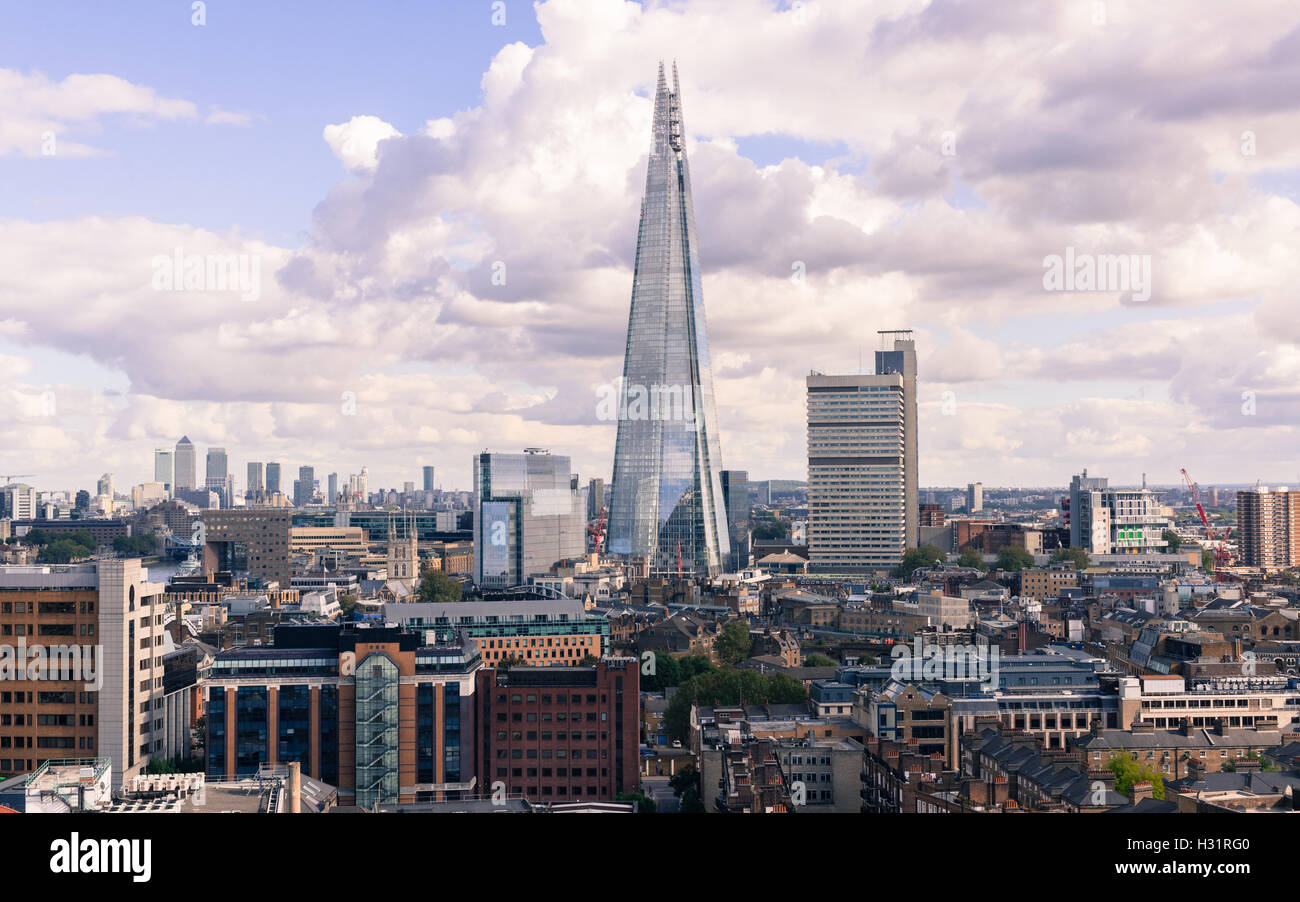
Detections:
[607, 63, 729, 578]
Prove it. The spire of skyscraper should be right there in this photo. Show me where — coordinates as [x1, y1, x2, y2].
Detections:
[607, 62, 730, 577]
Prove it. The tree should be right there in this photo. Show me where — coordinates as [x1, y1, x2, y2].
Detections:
[1161, 529, 1182, 554]
[1201, 548, 1215, 572]
[578, 654, 598, 666]
[750, 520, 789, 541]
[891, 544, 944, 580]
[803, 653, 836, 667]
[996, 546, 1035, 573]
[957, 549, 986, 571]
[616, 791, 657, 813]
[1051, 546, 1091, 570]
[1108, 756, 1165, 800]
[641, 652, 684, 691]
[669, 764, 699, 797]
[113, 534, 158, 556]
[664, 669, 809, 742]
[417, 568, 462, 604]
[38, 537, 94, 564]
[715, 621, 752, 665]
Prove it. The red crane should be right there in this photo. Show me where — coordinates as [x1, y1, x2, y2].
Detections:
[1180, 468, 1231, 580]
[586, 506, 607, 554]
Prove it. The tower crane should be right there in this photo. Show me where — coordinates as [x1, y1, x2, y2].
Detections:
[1180, 468, 1231, 580]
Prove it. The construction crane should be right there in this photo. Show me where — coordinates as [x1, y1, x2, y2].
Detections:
[0, 473, 33, 486]
[1180, 467, 1231, 580]
[585, 506, 608, 554]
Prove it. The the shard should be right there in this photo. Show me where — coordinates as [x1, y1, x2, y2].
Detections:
[607, 62, 730, 577]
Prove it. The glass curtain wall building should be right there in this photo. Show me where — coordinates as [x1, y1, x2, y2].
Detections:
[608, 62, 730, 578]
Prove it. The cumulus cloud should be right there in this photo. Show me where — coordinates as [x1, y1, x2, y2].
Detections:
[6, 0, 1300, 489]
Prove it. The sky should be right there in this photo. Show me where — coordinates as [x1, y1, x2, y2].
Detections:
[2, 0, 1300, 495]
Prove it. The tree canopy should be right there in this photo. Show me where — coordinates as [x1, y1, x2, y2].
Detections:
[417, 568, 462, 604]
[891, 544, 945, 580]
[664, 669, 807, 742]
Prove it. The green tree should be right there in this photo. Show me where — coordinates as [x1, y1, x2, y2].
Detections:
[750, 520, 789, 541]
[957, 549, 986, 571]
[1201, 548, 1215, 572]
[715, 620, 753, 665]
[664, 669, 809, 742]
[890, 544, 944, 580]
[1161, 529, 1182, 554]
[996, 546, 1035, 572]
[616, 791, 657, 813]
[803, 653, 836, 667]
[1051, 546, 1091, 570]
[679, 787, 705, 813]
[417, 568, 462, 604]
[641, 652, 684, 691]
[37, 538, 94, 564]
[1108, 756, 1165, 800]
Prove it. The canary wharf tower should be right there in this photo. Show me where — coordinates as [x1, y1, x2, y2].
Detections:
[607, 62, 730, 577]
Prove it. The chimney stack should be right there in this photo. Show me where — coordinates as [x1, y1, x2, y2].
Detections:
[288, 761, 302, 813]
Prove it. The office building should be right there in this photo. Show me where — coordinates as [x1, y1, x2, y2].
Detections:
[806, 332, 918, 574]
[967, 482, 983, 512]
[327, 473, 339, 505]
[0, 560, 166, 787]
[174, 436, 197, 492]
[0, 484, 37, 520]
[205, 622, 481, 807]
[472, 450, 586, 590]
[265, 462, 282, 497]
[1068, 470, 1169, 555]
[720, 470, 750, 571]
[587, 477, 606, 521]
[423, 466, 436, 493]
[96, 473, 113, 500]
[1237, 486, 1300, 570]
[201, 509, 293, 588]
[476, 658, 639, 803]
[246, 462, 264, 503]
[606, 63, 730, 578]
[295, 466, 315, 508]
[383, 599, 609, 665]
[154, 449, 174, 493]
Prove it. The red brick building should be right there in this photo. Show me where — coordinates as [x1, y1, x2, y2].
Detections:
[476, 658, 639, 803]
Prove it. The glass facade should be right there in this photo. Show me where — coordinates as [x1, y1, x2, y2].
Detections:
[277, 685, 311, 767]
[319, 685, 338, 787]
[354, 653, 399, 808]
[207, 687, 226, 775]
[235, 686, 268, 775]
[608, 63, 729, 577]
[473, 452, 586, 589]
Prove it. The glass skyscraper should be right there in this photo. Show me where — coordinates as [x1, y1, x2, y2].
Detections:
[608, 62, 730, 578]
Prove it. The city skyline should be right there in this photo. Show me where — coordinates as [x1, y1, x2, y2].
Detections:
[2, 2, 1299, 493]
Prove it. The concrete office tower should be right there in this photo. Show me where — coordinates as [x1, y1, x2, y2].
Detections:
[806, 333, 918, 574]
[296, 466, 315, 507]
[265, 461, 282, 496]
[967, 482, 984, 512]
[0, 483, 37, 519]
[720, 470, 750, 571]
[473, 450, 586, 589]
[0, 559, 166, 787]
[1068, 469, 1169, 555]
[154, 448, 174, 493]
[607, 62, 730, 578]
[173, 436, 197, 491]
[423, 466, 436, 493]
[328, 472, 339, 505]
[1237, 486, 1300, 569]
[587, 477, 606, 520]
[247, 461, 265, 498]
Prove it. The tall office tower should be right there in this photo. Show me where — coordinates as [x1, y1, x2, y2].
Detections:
[328, 472, 339, 505]
[720, 470, 751, 571]
[423, 466, 436, 493]
[247, 461, 265, 502]
[96, 472, 113, 499]
[0, 483, 37, 519]
[154, 448, 174, 493]
[1237, 486, 1300, 569]
[358, 466, 370, 502]
[265, 461, 282, 497]
[403, 481, 415, 498]
[0, 560, 167, 786]
[806, 333, 918, 574]
[473, 450, 587, 590]
[205, 447, 231, 507]
[1068, 469, 1169, 555]
[173, 436, 197, 491]
[967, 481, 984, 512]
[587, 477, 606, 520]
[296, 466, 315, 507]
[607, 63, 730, 578]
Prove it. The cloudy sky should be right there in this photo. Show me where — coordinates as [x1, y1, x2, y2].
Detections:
[2, 0, 1299, 495]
